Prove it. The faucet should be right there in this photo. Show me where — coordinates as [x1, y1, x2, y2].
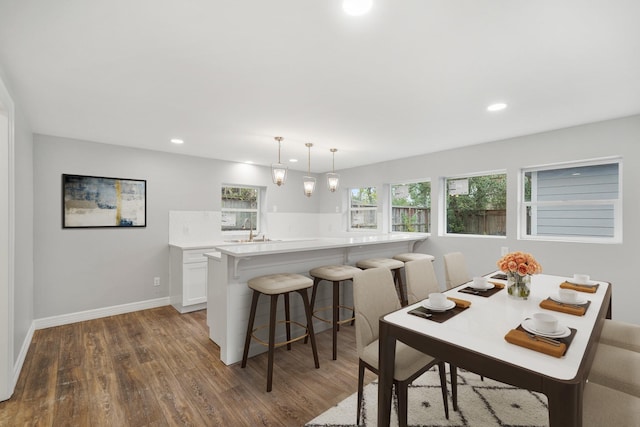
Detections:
[243, 217, 254, 241]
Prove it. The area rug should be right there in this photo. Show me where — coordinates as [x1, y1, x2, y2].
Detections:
[305, 367, 549, 427]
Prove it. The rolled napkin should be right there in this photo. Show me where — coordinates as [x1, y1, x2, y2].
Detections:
[560, 281, 598, 293]
[447, 297, 471, 308]
[488, 281, 505, 289]
[540, 298, 586, 316]
[504, 329, 567, 358]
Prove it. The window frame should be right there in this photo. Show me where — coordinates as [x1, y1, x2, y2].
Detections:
[348, 186, 378, 232]
[518, 157, 622, 244]
[440, 169, 507, 238]
[221, 184, 261, 235]
[389, 179, 431, 234]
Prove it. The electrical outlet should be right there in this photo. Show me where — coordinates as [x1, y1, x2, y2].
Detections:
[153, 277, 160, 287]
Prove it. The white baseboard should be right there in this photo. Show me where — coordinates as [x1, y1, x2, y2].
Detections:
[11, 321, 35, 394]
[33, 297, 171, 330]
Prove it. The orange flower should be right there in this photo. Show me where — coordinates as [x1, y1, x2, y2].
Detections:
[497, 251, 542, 276]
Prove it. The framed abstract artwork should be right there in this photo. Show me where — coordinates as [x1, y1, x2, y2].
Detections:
[62, 174, 147, 228]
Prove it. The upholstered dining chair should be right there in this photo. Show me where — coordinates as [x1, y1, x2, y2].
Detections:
[404, 258, 459, 408]
[404, 258, 441, 305]
[353, 267, 450, 426]
[443, 251, 471, 290]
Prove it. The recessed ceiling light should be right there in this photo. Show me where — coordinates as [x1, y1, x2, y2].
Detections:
[289, 158, 298, 163]
[487, 103, 507, 112]
[343, 0, 373, 16]
[170, 138, 184, 144]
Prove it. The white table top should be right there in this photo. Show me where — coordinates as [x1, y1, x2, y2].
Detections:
[384, 272, 610, 381]
[211, 233, 428, 257]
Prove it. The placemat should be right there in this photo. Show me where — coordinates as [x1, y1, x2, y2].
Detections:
[513, 322, 577, 357]
[539, 297, 591, 316]
[458, 285, 503, 298]
[490, 272, 508, 280]
[408, 304, 469, 323]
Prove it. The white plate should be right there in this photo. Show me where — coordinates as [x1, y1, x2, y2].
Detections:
[522, 319, 571, 338]
[469, 282, 495, 291]
[550, 293, 588, 305]
[423, 299, 456, 312]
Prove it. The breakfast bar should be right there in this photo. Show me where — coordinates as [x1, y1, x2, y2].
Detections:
[206, 233, 427, 365]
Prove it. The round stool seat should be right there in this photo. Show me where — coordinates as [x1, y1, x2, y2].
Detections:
[356, 258, 404, 270]
[310, 265, 361, 281]
[248, 273, 313, 295]
[393, 253, 435, 263]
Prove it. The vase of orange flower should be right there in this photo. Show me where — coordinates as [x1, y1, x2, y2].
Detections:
[497, 251, 542, 300]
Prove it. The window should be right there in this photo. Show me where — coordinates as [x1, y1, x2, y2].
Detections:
[349, 187, 378, 230]
[391, 181, 431, 233]
[521, 159, 621, 243]
[221, 186, 260, 233]
[443, 172, 506, 236]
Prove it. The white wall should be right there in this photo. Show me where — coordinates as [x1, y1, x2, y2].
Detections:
[33, 115, 640, 325]
[330, 115, 640, 324]
[33, 135, 320, 318]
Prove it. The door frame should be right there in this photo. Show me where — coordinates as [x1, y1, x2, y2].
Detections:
[0, 75, 15, 401]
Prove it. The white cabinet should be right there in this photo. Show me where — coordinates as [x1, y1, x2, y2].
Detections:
[170, 246, 214, 313]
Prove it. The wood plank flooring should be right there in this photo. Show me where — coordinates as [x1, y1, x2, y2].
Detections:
[0, 306, 375, 426]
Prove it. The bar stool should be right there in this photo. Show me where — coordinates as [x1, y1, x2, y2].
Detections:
[241, 273, 320, 392]
[355, 258, 407, 306]
[308, 265, 361, 360]
[393, 252, 435, 263]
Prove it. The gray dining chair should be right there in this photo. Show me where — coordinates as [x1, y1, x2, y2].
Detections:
[443, 251, 471, 290]
[353, 267, 450, 426]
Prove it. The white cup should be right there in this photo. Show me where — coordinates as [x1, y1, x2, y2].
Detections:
[559, 288, 579, 303]
[573, 273, 590, 284]
[429, 292, 447, 308]
[473, 276, 489, 288]
[532, 312, 558, 334]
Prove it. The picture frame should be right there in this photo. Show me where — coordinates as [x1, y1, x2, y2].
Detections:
[62, 174, 147, 228]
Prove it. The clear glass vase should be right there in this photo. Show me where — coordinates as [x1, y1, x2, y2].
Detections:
[507, 272, 531, 299]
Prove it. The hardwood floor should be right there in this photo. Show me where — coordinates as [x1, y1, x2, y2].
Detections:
[0, 306, 373, 426]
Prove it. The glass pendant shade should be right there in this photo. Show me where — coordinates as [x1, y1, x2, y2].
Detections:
[327, 172, 340, 192]
[303, 176, 316, 197]
[326, 148, 340, 192]
[303, 142, 315, 197]
[271, 136, 287, 186]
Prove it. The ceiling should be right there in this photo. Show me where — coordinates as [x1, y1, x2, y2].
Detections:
[1, 1, 639, 173]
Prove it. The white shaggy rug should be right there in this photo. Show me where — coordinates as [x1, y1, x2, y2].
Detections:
[305, 367, 549, 427]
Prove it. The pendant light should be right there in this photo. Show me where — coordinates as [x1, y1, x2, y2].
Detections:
[326, 148, 340, 192]
[303, 143, 316, 197]
[271, 136, 287, 186]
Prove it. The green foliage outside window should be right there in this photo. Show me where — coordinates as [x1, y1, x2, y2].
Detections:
[446, 174, 506, 235]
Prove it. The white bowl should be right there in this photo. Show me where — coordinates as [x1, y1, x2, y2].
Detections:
[559, 288, 579, 303]
[428, 292, 447, 309]
[472, 276, 489, 288]
[572, 274, 590, 285]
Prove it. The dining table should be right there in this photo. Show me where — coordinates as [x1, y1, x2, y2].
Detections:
[378, 272, 612, 427]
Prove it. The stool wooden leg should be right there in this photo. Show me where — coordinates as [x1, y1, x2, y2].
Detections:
[332, 280, 339, 360]
[284, 292, 292, 351]
[450, 364, 458, 411]
[241, 290, 260, 368]
[304, 278, 321, 345]
[298, 289, 320, 369]
[266, 294, 279, 392]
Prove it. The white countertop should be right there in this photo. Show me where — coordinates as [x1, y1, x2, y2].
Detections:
[207, 233, 428, 258]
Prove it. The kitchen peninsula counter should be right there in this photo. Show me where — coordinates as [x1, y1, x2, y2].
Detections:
[206, 233, 428, 365]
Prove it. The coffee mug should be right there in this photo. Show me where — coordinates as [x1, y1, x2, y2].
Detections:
[559, 288, 579, 303]
[532, 312, 558, 334]
[573, 273, 590, 284]
[473, 276, 489, 288]
[429, 292, 447, 308]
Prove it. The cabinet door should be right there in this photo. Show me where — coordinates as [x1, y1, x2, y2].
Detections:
[183, 262, 207, 306]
